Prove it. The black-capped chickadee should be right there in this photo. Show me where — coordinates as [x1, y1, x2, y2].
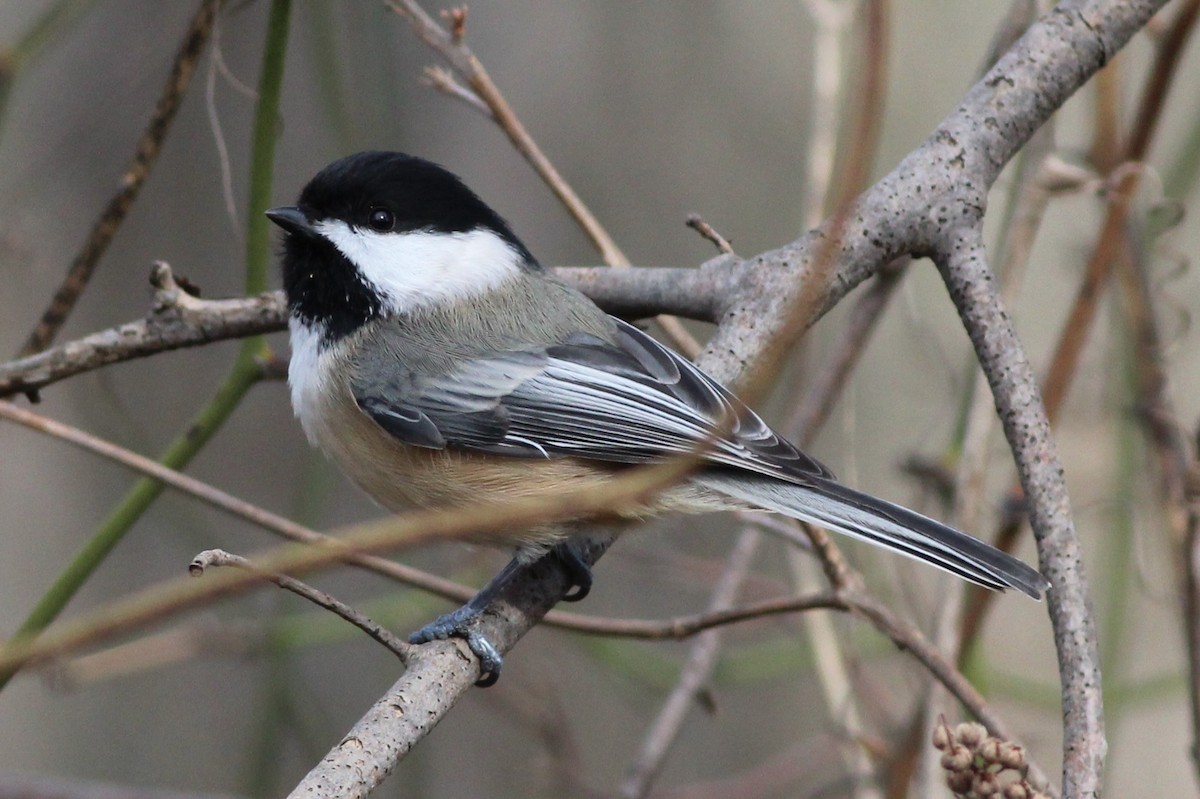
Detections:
[267, 151, 1048, 685]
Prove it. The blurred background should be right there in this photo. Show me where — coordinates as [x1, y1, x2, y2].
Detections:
[0, 1, 1197, 796]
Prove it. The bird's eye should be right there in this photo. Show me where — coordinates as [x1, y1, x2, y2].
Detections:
[367, 208, 395, 232]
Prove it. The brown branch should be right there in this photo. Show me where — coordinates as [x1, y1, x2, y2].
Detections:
[0, 392, 776, 642]
[17, 0, 222, 357]
[0, 440, 725, 679]
[0, 374, 846, 645]
[383, 0, 702, 358]
[685, 214, 737, 256]
[189, 549, 412, 661]
[384, 0, 623, 266]
[1041, 0, 1198, 426]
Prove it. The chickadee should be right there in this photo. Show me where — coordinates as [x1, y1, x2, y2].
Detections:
[267, 151, 1048, 685]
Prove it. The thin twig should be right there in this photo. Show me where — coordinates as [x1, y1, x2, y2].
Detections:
[384, 0, 622, 265]
[18, 0, 222, 357]
[205, 14, 245, 237]
[1040, 0, 1197, 426]
[0, 392, 777, 642]
[1113, 186, 1200, 778]
[686, 214, 737, 256]
[383, 0, 702, 357]
[786, 257, 906, 440]
[0, 396, 467, 600]
[190, 549, 412, 661]
[802, 0, 857, 230]
[620, 529, 761, 799]
[422, 64, 491, 117]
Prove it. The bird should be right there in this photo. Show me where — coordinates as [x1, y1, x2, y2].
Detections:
[266, 150, 1049, 685]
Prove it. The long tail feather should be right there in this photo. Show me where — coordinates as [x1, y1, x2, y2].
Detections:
[696, 473, 1049, 599]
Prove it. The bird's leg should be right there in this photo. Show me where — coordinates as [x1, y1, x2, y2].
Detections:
[408, 556, 522, 687]
[408, 542, 597, 687]
[552, 540, 593, 602]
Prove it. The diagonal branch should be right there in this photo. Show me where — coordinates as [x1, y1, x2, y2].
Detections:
[383, 0, 702, 356]
[17, 0, 222, 357]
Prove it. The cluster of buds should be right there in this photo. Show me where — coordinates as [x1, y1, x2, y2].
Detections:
[932, 717, 1047, 799]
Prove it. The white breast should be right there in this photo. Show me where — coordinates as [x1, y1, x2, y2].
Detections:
[287, 318, 335, 446]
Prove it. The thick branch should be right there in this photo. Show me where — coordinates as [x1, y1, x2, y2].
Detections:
[0, 265, 718, 398]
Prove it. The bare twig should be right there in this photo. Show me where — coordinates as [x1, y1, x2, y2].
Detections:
[0, 395, 469, 601]
[786, 257, 906, 440]
[383, 0, 623, 265]
[801, 0, 857, 229]
[205, 14, 247, 235]
[686, 214, 737, 256]
[421, 64, 491, 117]
[18, 0, 222, 357]
[0, 372, 842, 644]
[1040, 0, 1197, 427]
[383, 0, 702, 357]
[189, 549, 412, 661]
[620, 529, 762, 799]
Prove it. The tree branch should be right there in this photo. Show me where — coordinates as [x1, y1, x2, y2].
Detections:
[17, 0, 222, 357]
[0, 264, 723, 399]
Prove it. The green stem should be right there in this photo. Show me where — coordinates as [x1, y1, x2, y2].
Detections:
[0, 0, 292, 691]
[245, 0, 292, 298]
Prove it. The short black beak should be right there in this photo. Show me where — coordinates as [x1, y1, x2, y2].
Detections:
[265, 206, 316, 237]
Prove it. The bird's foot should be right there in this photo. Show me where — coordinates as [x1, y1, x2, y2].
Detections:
[408, 543, 595, 687]
[409, 602, 503, 687]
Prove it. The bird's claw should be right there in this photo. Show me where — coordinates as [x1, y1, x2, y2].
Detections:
[409, 605, 503, 687]
[408, 544, 594, 687]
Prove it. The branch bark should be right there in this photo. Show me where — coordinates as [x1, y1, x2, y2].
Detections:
[0, 264, 723, 399]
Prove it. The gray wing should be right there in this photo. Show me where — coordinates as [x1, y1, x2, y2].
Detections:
[354, 318, 1051, 599]
[353, 318, 834, 481]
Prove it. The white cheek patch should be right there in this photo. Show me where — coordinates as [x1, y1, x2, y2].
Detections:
[314, 220, 525, 314]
